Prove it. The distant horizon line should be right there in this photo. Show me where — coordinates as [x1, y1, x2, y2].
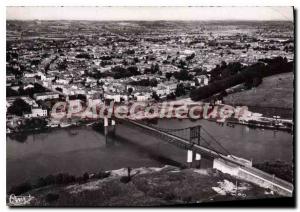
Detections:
[6, 19, 293, 22]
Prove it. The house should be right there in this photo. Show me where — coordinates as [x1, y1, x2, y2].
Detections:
[196, 75, 209, 87]
[87, 99, 102, 107]
[164, 81, 177, 92]
[104, 93, 121, 103]
[104, 92, 129, 102]
[24, 108, 48, 118]
[37, 71, 46, 80]
[203, 64, 215, 72]
[21, 96, 39, 107]
[7, 96, 39, 108]
[6, 74, 15, 82]
[24, 72, 36, 78]
[56, 79, 70, 85]
[34, 92, 59, 101]
[154, 81, 177, 97]
[153, 85, 167, 97]
[134, 93, 151, 101]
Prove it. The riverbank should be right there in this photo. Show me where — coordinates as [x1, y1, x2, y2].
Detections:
[8, 113, 293, 136]
[6, 118, 96, 135]
[226, 119, 293, 133]
[7, 165, 279, 207]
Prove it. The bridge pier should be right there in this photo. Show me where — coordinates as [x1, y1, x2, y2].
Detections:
[187, 150, 201, 168]
[104, 116, 109, 144]
[195, 153, 201, 168]
[187, 150, 193, 166]
[111, 119, 116, 136]
[104, 117, 116, 146]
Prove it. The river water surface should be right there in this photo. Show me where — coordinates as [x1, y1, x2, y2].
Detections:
[7, 119, 293, 189]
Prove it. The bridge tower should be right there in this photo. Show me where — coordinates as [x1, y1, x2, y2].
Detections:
[103, 99, 116, 146]
[187, 125, 202, 168]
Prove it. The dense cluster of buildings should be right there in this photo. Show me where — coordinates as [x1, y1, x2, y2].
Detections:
[6, 21, 294, 131]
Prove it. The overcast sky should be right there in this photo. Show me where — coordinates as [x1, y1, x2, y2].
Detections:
[6, 7, 293, 21]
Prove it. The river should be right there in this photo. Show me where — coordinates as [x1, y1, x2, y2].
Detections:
[6, 119, 293, 190]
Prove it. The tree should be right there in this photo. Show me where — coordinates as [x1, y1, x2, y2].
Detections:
[153, 63, 159, 73]
[57, 58, 68, 70]
[167, 92, 176, 100]
[122, 59, 128, 66]
[76, 53, 91, 59]
[186, 53, 195, 61]
[244, 77, 263, 89]
[178, 60, 187, 69]
[174, 69, 192, 81]
[165, 72, 173, 81]
[128, 87, 133, 95]
[56, 87, 63, 92]
[194, 78, 200, 86]
[7, 98, 31, 116]
[6, 87, 18, 97]
[191, 67, 204, 75]
[83, 172, 89, 182]
[126, 49, 135, 55]
[150, 79, 158, 87]
[152, 92, 160, 101]
[45, 193, 59, 203]
[175, 83, 186, 97]
[145, 64, 160, 74]
[221, 61, 227, 69]
[112, 66, 141, 79]
[9, 182, 32, 195]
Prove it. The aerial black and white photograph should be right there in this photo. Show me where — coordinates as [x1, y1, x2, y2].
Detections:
[5, 6, 295, 207]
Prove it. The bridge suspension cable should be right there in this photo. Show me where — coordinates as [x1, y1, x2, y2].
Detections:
[201, 127, 232, 156]
[198, 135, 227, 159]
[146, 122, 232, 157]
[128, 120, 232, 158]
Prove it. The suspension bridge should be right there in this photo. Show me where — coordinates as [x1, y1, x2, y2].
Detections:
[102, 117, 294, 196]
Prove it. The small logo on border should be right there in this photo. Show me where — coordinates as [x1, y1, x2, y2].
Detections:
[8, 194, 34, 206]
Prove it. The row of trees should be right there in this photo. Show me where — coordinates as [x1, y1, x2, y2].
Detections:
[7, 98, 31, 116]
[7, 83, 48, 98]
[165, 69, 193, 81]
[20, 118, 48, 131]
[6, 64, 26, 78]
[112, 66, 142, 79]
[254, 161, 293, 183]
[210, 61, 243, 82]
[190, 57, 293, 101]
[129, 78, 158, 87]
[75, 53, 92, 59]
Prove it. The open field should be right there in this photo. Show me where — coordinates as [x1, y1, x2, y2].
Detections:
[224, 72, 294, 118]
